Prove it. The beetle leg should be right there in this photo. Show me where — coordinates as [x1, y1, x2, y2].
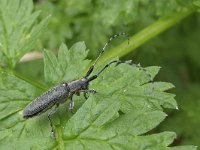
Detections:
[84, 93, 88, 100]
[48, 103, 59, 138]
[69, 96, 74, 113]
[79, 89, 97, 94]
[79, 89, 97, 100]
[75, 91, 80, 96]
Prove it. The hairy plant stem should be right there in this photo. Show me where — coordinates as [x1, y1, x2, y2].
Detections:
[98, 6, 197, 64]
[16, 6, 197, 88]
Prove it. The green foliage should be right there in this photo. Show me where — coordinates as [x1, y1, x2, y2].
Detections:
[0, 0, 49, 68]
[158, 85, 200, 147]
[44, 43, 90, 85]
[133, 9, 200, 147]
[0, 0, 199, 149]
[0, 42, 196, 149]
[35, 0, 198, 57]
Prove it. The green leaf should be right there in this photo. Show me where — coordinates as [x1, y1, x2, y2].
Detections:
[36, 0, 198, 58]
[194, 1, 200, 7]
[0, 42, 196, 149]
[158, 85, 200, 147]
[98, 6, 197, 64]
[0, 0, 50, 68]
[44, 42, 90, 85]
[170, 146, 198, 150]
[0, 71, 56, 150]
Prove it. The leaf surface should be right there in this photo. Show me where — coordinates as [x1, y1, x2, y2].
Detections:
[0, 42, 196, 150]
[0, 0, 49, 68]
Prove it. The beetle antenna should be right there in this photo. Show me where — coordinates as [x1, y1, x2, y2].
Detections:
[87, 60, 119, 82]
[87, 60, 153, 82]
[84, 33, 129, 78]
[93, 33, 129, 66]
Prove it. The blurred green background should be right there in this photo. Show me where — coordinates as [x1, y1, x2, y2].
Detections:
[17, 0, 200, 147]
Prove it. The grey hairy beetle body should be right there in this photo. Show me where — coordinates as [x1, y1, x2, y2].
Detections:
[23, 32, 152, 137]
[23, 83, 70, 118]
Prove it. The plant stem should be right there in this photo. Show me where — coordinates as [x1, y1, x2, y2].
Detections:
[13, 6, 197, 86]
[98, 6, 197, 64]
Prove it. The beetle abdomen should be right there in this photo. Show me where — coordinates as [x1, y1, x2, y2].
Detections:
[23, 83, 70, 118]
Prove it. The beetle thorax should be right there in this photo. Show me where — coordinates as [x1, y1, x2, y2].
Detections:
[68, 78, 88, 92]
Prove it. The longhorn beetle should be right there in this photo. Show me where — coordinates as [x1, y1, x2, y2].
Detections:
[23, 33, 152, 137]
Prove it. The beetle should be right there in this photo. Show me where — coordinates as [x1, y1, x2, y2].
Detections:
[23, 32, 153, 137]
[23, 33, 131, 136]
